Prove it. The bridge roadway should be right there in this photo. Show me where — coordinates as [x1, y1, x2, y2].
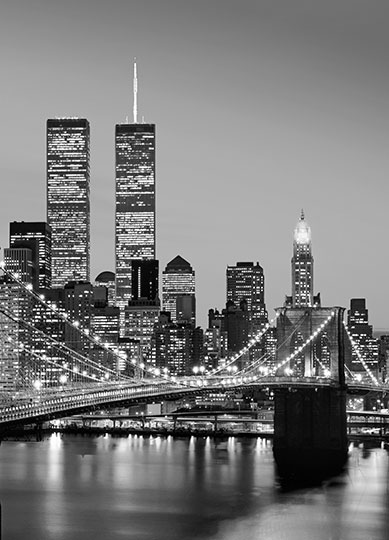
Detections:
[0, 376, 387, 428]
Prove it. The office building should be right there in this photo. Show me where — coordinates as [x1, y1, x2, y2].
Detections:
[131, 259, 159, 301]
[291, 210, 314, 307]
[47, 118, 90, 287]
[162, 256, 195, 324]
[346, 298, 378, 374]
[227, 261, 268, 331]
[3, 247, 33, 284]
[9, 221, 52, 290]
[115, 121, 156, 309]
[153, 314, 202, 376]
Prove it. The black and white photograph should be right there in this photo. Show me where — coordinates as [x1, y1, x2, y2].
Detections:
[0, 1, 388, 538]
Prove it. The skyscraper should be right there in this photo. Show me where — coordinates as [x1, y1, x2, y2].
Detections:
[226, 261, 268, 328]
[47, 118, 90, 288]
[346, 298, 378, 374]
[162, 256, 195, 324]
[115, 62, 156, 311]
[291, 210, 314, 307]
[9, 221, 52, 290]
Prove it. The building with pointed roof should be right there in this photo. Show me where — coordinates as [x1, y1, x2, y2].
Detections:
[162, 256, 195, 324]
[291, 210, 314, 307]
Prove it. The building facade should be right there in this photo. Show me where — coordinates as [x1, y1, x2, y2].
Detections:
[3, 248, 33, 284]
[115, 123, 156, 311]
[291, 210, 314, 307]
[9, 221, 52, 290]
[346, 298, 378, 375]
[47, 118, 90, 287]
[162, 256, 195, 324]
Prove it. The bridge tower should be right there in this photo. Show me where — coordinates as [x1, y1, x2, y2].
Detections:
[273, 212, 347, 478]
[273, 306, 348, 478]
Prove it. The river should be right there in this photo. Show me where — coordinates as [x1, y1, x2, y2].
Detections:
[0, 434, 388, 539]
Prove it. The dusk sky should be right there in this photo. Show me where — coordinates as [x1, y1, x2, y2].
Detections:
[1, 0, 389, 330]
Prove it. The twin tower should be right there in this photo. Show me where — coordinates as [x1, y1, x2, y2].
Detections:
[47, 114, 156, 312]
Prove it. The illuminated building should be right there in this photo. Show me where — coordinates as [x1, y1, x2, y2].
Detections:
[124, 298, 160, 362]
[162, 256, 195, 324]
[222, 299, 250, 369]
[227, 262, 268, 325]
[379, 336, 389, 383]
[115, 121, 156, 310]
[47, 118, 90, 287]
[153, 314, 201, 376]
[346, 298, 378, 374]
[226, 262, 268, 363]
[0, 279, 33, 391]
[264, 327, 277, 370]
[291, 210, 314, 307]
[63, 281, 93, 354]
[90, 304, 120, 372]
[205, 309, 228, 369]
[10, 221, 52, 290]
[3, 248, 33, 284]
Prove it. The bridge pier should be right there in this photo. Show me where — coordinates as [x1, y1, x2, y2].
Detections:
[273, 386, 348, 478]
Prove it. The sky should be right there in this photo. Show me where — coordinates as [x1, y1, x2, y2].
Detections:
[1, 0, 389, 330]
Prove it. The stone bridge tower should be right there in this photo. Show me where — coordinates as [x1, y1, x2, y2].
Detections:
[272, 213, 348, 478]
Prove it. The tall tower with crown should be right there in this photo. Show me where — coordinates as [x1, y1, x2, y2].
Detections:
[291, 210, 314, 307]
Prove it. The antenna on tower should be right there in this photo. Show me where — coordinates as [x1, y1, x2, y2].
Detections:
[133, 58, 138, 123]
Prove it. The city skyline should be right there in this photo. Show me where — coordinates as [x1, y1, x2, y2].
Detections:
[1, 1, 389, 330]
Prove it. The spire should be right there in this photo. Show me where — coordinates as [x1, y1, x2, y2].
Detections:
[133, 58, 138, 124]
[294, 210, 311, 245]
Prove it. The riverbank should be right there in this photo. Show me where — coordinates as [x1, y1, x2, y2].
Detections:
[1, 424, 273, 440]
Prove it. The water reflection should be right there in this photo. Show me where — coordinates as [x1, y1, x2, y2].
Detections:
[0, 435, 387, 540]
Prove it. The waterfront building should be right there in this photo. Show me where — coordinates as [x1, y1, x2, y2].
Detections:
[9, 221, 52, 290]
[47, 118, 90, 287]
[291, 210, 314, 307]
[162, 256, 195, 324]
[346, 298, 379, 375]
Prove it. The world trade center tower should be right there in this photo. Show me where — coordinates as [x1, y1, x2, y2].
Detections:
[47, 118, 90, 288]
[115, 62, 156, 312]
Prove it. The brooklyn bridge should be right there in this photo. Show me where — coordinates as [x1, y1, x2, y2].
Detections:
[0, 214, 387, 476]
